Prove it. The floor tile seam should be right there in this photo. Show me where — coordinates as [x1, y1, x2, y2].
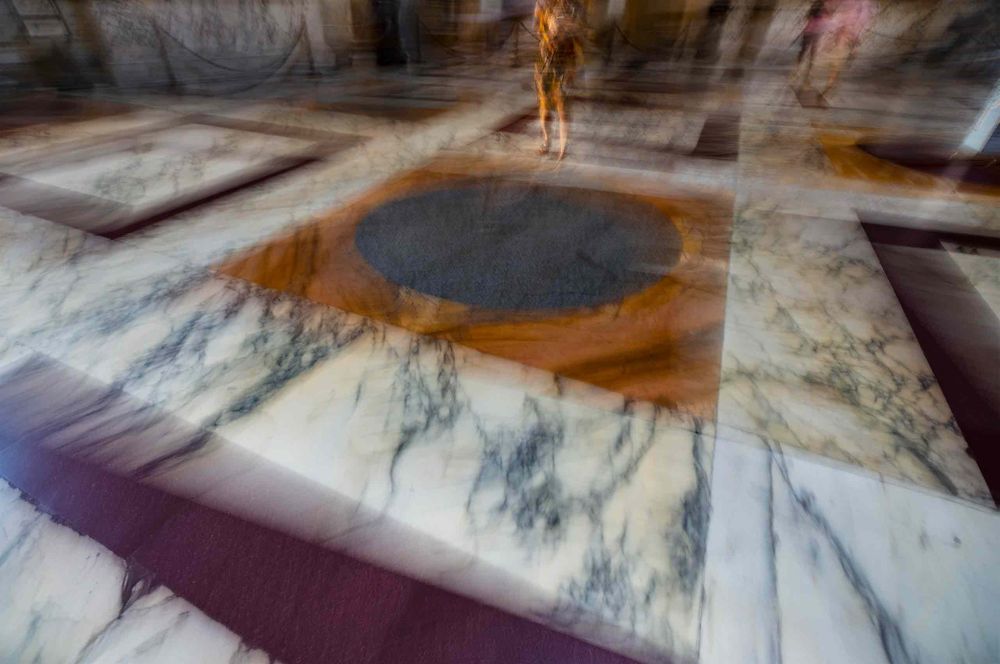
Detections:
[711, 425, 997, 513]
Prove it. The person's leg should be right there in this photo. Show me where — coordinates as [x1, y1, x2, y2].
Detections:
[797, 38, 817, 88]
[793, 37, 807, 84]
[554, 86, 568, 160]
[535, 69, 551, 153]
[823, 45, 847, 95]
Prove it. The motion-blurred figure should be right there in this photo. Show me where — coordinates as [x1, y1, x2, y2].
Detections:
[793, 0, 830, 90]
[695, 0, 732, 64]
[373, 0, 406, 65]
[731, 0, 777, 79]
[399, 0, 422, 69]
[793, 0, 873, 96]
[821, 0, 874, 95]
[534, 0, 584, 160]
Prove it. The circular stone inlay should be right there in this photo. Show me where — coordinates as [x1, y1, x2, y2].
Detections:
[355, 181, 683, 311]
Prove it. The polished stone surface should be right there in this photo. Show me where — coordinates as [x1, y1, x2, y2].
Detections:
[0, 53, 998, 664]
[701, 437, 1000, 664]
[355, 181, 683, 310]
[0, 121, 326, 236]
[7, 124, 311, 205]
[220, 157, 732, 415]
[0, 480, 273, 664]
[858, 139, 1000, 187]
[0, 357, 637, 664]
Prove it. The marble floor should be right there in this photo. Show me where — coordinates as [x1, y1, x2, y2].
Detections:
[0, 63, 998, 664]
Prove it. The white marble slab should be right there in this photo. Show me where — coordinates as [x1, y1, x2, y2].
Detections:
[2, 123, 315, 210]
[737, 180, 1000, 234]
[719, 205, 991, 504]
[1, 68, 996, 663]
[701, 436, 1000, 664]
[0, 109, 178, 163]
[0, 480, 274, 663]
[0, 203, 709, 663]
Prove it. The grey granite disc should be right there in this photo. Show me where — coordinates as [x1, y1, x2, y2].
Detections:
[355, 181, 683, 311]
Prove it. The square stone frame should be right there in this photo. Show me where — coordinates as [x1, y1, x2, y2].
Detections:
[0, 115, 358, 238]
[220, 155, 733, 418]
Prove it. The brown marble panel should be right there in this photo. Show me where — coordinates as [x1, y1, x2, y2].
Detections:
[820, 133, 1000, 198]
[220, 156, 733, 417]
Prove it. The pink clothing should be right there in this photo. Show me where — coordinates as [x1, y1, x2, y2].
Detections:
[804, 14, 829, 37]
[829, 0, 874, 46]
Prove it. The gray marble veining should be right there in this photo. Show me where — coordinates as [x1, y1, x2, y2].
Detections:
[1, 66, 997, 663]
[0, 480, 275, 663]
[718, 204, 991, 504]
[701, 436, 1000, 664]
[0, 199, 709, 662]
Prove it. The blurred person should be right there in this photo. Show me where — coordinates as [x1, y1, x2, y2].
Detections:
[592, 0, 626, 68]
[399, 0, 422, 70]
[695, 0, 732, 63]
[793, 0, 830, 90]
[821, 0, 875, 95]
[535, 0, 584, 160]
[674, 0, 709, 61]
[731, 0, 777, 79]
[373, 0, 406, 66]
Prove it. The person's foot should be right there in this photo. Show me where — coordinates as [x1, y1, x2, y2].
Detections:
[556, 147, 566, 161]
[538, 141, 550, 155]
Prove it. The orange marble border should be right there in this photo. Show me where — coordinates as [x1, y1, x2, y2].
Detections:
[819, 133, 1000, 199]
[220, 156, 733, 417]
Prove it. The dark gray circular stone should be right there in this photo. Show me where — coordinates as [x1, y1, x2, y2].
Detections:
[355, 181, 683, 311]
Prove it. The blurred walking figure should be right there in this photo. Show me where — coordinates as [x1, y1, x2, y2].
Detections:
[535, 0, 584, 160]
[793, 0, 873, 96]
[822, 0, 874, 95]
[794, 0, 830, 90]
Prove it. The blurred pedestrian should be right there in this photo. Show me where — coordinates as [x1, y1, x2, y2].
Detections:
[535, 0, 584, 160]
[822, 0, 875, 95]
[793, 0, 831, 90]
[695, 0, 732, 64]
[399, 0, 422, 71]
